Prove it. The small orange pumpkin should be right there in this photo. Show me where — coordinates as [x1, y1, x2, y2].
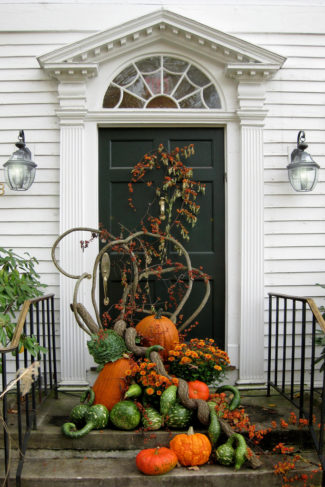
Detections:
[169, 426, 212, 466]
[92, 357, 135, 411]
[188, 380, 210, 401]
[136, 447, 178, 476]
[135, 309, 179, 361]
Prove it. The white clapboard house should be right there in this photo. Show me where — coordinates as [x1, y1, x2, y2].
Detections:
[1, 0, 324, 388]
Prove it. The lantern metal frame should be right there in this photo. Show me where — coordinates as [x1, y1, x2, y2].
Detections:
[287, 130, 319, 192]
[3, 130, 37, 191]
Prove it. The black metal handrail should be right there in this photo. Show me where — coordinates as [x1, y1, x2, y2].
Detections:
[268, 292, 325, 483]
[0, 294, 58, 487]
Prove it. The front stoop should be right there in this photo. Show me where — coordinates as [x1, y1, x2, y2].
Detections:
[0, 390, 323, 486]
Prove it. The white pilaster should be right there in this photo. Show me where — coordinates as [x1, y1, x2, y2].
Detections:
[59, 122, 89, 386]
[236, 82, 267, 385]
[55, 77, 92, 386]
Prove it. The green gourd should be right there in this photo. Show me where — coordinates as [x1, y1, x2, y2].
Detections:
[215, 433, 247, 470]
[160, 385, 177, 416]
[62, 404, 109, 438]
[110, 400, 141, 430]
[215, 438, 235, 466]
[124, 383, 142, 399]
[69, 404, 90, 426]
[80, 387, 95, 406]
[165, 402, 193, 429]
[142, 406, 163, 430]
[233, 433, 247, 470]
[216, 385, 241, 411]
[207, 401, 221, 447]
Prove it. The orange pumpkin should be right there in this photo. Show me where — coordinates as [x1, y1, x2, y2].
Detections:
[136, 447, 178, 476]
[188, 380, 210, 401]
[135, 309, 179, 361]
[169, 426, 212, 466]
[92, 357, 135, 411]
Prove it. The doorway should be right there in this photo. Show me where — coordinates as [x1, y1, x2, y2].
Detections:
[98, 127, 225, 346]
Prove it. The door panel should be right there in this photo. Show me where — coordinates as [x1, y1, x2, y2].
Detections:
[99, 127, 225, 346]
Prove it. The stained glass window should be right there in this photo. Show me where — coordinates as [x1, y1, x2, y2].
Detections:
[103, 56, 221, 109]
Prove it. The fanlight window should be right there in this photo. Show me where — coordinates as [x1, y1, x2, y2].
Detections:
[103, 56, 221, 109]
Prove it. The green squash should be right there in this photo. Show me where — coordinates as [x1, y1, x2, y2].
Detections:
[165, 402, 193, 429]
[80, 387, 95, 406]
[69, 404, 90, 426]
[142, 406, 163, 430]
[216, 385, 241, 411]
[215, 433, 247, 469]
[110, 400, 141, 430]
[233, 433, 247, 470]
[215, 438, 235, 466]
[207, 401, 221, 447]
[160, 385, 177, 416]
[62, 404, 109, 439]
[124, 383, 142, 399]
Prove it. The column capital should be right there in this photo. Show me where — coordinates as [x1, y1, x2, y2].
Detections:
[57, 79, 88, 113]
[236, 81, 268, 124]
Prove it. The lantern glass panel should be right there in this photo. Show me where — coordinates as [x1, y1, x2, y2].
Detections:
[4, 163, 36, 191]
[288, 165, 318, 192]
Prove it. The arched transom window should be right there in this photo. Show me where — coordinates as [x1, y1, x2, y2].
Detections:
[103, 56, 221, 109]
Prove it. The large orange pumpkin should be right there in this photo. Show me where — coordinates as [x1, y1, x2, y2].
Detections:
[169, 426, 212, 466]
[92, 357, 134, 411]
[135, 309, 179, 361]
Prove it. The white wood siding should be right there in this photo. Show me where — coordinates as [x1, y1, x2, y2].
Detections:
[0, 32, 84, 381]
[240, 32, 325, 376]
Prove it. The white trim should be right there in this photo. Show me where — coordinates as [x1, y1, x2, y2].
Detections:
[38, 10, 285, 70]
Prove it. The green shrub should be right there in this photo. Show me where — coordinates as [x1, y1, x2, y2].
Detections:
[0, 247, 47, 362]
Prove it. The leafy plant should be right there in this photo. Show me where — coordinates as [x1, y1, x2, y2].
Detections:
[87, 329, 128, 367]
[0, 247, 47, 363]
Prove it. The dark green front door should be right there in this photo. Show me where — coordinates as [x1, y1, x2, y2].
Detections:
[98, 127, 225, 347]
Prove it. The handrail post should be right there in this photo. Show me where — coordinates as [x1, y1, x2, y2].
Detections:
[2, 354, 9, 487]
[267, 293, 272, 396]
[299, 301, 306, 418]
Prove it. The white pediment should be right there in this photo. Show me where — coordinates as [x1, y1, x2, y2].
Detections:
[38, 9, 285, 82]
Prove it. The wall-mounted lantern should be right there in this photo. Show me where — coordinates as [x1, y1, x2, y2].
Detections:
[287, 130, 319, 192]
[3, 130, 37, 191]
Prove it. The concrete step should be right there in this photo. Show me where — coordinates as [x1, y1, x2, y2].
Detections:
[0, 450, 322, 487]
[3, 390, 316, 451]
